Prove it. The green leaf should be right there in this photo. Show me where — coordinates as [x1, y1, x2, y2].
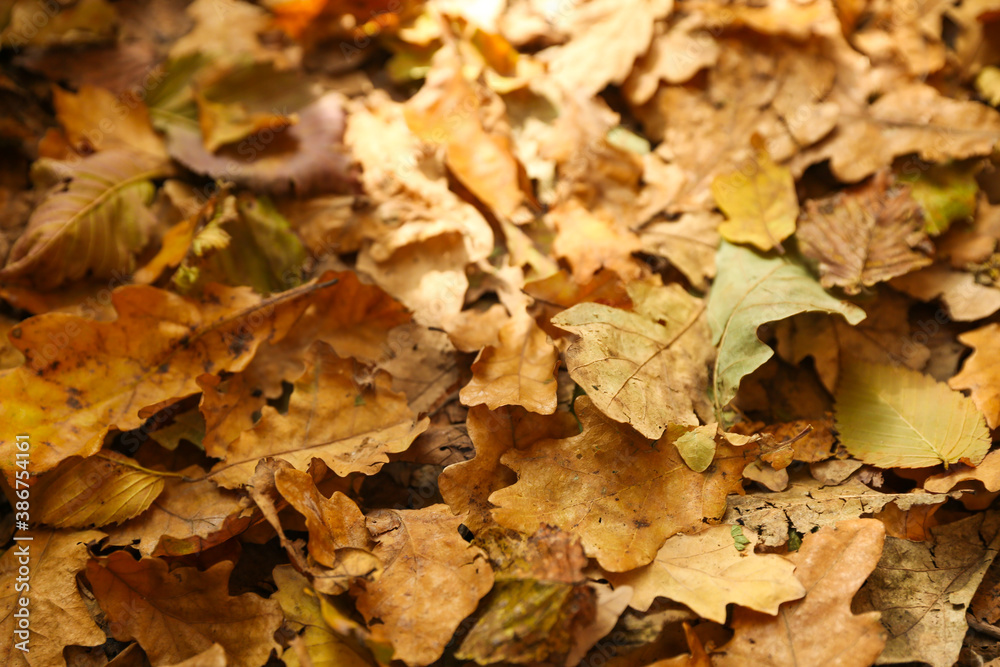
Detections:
[834, 361, 990, 469]
[675, 424, 718, 472]
[731, 525, 751, 552]
[0, 149, 170, 289]
[707, 241, 866, 416]
[897, 162, 979, 235]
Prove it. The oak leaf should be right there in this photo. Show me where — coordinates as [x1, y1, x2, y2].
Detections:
[723, 469, 954, 547]
[490, 397, 755, 571]
[605, 524, 805, 623]
[855, 512, 1000, 667]
[834, 361, 990, 468]
[87, 552, 282, 667]
[798, 172, 933, 294]
[714, 520, 887, 667]
[0, 530, 105, 667]
[948, 323, 1000, 429]
[103, 468, 255, 556]
[459, 315, 559, 414]
[438, 404, 579, 533]
[707, 241, 866, 415]
[0, 280, 330, 482]
[552, 279, 713, 439]
[208, 341, 427, 488]
[711, 138, 798, 252]
[353, 505, 494, 666]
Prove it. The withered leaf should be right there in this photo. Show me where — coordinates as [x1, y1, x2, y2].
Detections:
[714, 519, 887, 667]
[605, 524, 805, 623]
[459, 315, 559, 415]
[208, 341, 427, 488]
[856, 512, 1000, 667]
[949, 323, 1000, 429]
[798, 172, 933, 294]
[353, 505, 494, 666]
[0, 280, 330, 482]
[0, 530, 105, 667]
[32, 451, 166, 529]
[87, 552, 282, 667]
[490, 397, 754, 571]
[552, 279, 712, 439]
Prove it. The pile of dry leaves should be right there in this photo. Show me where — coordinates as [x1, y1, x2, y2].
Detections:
[2, 0, 1000, 665]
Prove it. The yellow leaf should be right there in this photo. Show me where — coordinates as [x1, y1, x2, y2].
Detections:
[711, 137, 798, 252]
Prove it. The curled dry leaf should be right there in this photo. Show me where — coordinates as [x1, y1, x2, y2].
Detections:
[208, 341, 428, 488]
[87, 552, 283, 667]
[0, 530, 105, 667]
[490, 397, 755, 572]
[552, 279, 713, 439]
[605, 524, 805, 623]
[353, 505, 494, 667]
[0, 279, 331, 483]
[798, 172, 933, 294]
[924, 449, 1000, 494]
[834, 361, 990, 468]
[714, 519, 887, 667]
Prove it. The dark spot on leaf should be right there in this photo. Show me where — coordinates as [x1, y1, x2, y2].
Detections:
[634, 519, 650, 528]
[10, 328, 21, 339]
[67, 396, 82, 409]
[157, 363, 169, 374]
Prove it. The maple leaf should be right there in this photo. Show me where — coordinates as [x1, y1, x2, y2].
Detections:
[798, 171, 933, 294]
[711, 137, 798, 252]
[0, 530, 105, 667]
[714, 519, 887, 667]
[208, 340, 428, 488]
[353, 505, 494, 666]
[87, 551, 283, 666]
[605, 524, 805, 623]
[552, 278, 713, 439]
[707, 241, 866, 416]
[0, 279, 333, 482]
[834, 361, 991, 468]
[490, 397, 755, 571]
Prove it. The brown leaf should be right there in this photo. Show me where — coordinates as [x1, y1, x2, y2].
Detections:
[549, 200, 644, 285]
[52, 84, 167, 159]
[891, 262, 1000, 321]
[0, 280, 331, 482]
[438, 404, 580, 533]
[459, 315, 559, 414]
[924, 448, 1000, 494]
[87, 552, 282, 667]
[552, 279, 712, 439]
[714, 519, 887, 667]
[949, 323, 1000, 429]
[490, 397, 755, 571]
[855, 512, 1000, 667]
[353, 505, 494, 666]
[638, 212, 721, 290]
[0, 530, 105, 667]
[605, 524, 805, 623]
[103, 468, 256, 557]
[798, 172, 933, 294]
[209, 341, 427, 488]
